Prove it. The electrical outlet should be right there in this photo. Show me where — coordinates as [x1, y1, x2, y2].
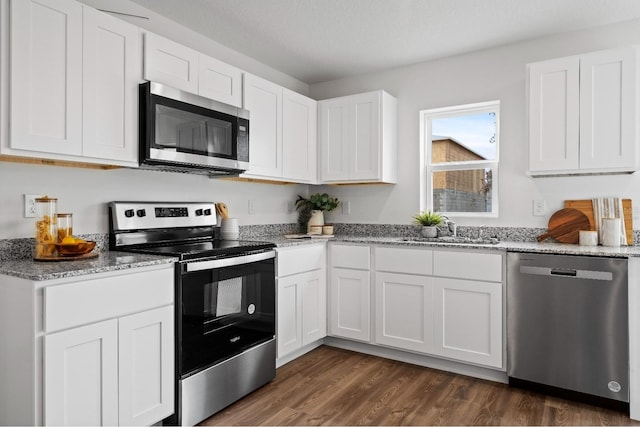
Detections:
[24, 194, 41, 218]
[342, 200, 351, 215]
[287, 200, 295, 213]
[533, 200, 546, 216]
[248, 199, 255, 214]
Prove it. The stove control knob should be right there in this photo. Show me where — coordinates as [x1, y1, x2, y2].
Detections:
[125, 209, 135, 218]
[136, 209, 146, 217]
[195, 209, 203, 216]
[204, 208, 212, 216]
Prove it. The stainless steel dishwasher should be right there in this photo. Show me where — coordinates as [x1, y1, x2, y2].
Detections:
[507, 252, 628, 406]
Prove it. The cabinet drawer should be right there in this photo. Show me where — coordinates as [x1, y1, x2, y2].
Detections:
[433, 251, 502, 282]
[277, 244, 325, 277]
[375, 247, 433, 275]
[44, 267, 173, 333]
[330, 244, 370, 270]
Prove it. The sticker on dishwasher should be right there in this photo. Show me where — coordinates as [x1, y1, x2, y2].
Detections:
[248, 304, 256, 315]
[608, 381, 622, 393]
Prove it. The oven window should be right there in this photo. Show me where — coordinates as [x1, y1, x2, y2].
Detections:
[154, 103, 234, 158]
[179, 258, 275, 377]
[208, 277, 243, 317]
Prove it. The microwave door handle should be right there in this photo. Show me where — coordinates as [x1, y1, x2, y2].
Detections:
[184, 251, 275, 272]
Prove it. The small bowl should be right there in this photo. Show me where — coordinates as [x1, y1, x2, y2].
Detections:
[55, 241, 96, 256]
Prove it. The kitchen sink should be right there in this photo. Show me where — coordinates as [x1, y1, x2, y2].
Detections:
[402, 236, 500, 245]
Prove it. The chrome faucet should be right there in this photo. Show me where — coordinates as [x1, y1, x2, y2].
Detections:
[442, 216, 457, 237]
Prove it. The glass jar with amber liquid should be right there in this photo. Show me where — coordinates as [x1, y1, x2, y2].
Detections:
[56, 213, 73, 243]
[35, 196, 57, 258]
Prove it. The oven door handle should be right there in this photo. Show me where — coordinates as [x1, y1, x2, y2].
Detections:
[184, 250, 275, 272]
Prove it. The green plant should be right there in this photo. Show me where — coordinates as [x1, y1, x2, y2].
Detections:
[295, 193, 340, 212]
[412, 210, 443, 227]
[295, 193, 340, 232]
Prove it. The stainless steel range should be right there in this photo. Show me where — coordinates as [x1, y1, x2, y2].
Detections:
[109, 201, 276, 426]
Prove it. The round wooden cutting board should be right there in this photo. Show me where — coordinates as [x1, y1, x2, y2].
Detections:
[537, 208, 591, 244]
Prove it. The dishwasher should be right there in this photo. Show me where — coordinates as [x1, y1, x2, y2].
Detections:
[507, 252, 628, 407]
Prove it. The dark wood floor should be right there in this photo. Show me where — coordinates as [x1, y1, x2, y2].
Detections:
[200, 345, 640, 426]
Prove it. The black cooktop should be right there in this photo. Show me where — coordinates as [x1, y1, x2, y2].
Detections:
[124, 239, 276, 261]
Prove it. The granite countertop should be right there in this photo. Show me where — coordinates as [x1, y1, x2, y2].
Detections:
[4, 234, 640, 282]
[265, 235, 640, 257]
[0, 251, 177, 281]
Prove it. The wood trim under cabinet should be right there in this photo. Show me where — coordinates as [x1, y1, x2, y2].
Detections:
[0, 155, 123, 170]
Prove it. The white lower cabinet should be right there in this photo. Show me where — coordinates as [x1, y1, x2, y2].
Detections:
[45, 319, 119, 426]
[117, 306, 174, 426]
[0, 264, 175, 426]
[276, 244, 326, 361]
[45, 306, 174, 426]
[375, 272, 434, 353]
[329, 267, 371, 341]
[327, 244, 504, 370]
[433, 278, 502, 368]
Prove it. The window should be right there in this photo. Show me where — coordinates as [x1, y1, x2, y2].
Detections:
[420, 101, 499, 217]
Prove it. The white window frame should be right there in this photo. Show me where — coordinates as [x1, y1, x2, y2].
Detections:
[420, 100, 500, 218]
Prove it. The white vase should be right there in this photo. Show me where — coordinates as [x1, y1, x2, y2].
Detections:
[307, 210, 325, 234]
[420, 226, 438, 238]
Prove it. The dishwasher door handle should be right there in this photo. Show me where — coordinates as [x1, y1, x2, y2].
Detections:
[550, 268, 577, 277]
[519, 265, 613, 281]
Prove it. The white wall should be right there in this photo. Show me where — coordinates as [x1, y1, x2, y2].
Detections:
[0, 161, 302, 239]
[310, 18, 640, 228]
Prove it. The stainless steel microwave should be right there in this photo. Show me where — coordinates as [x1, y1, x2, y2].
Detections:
[139, 82, 249, 176]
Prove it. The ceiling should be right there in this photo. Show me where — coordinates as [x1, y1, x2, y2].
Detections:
[129, 0, 640, 84]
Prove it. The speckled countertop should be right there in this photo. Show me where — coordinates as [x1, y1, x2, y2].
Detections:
[4, 233, 640, 282]
[0, 251, 177, 281]
[264, 235, 640, 258]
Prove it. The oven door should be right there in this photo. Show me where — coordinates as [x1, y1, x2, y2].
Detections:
[140, 81, 249, 171]
[177, 251, 275, 378]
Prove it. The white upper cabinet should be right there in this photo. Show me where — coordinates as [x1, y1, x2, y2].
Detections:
[6, 0, 139, 166]
[198, 54, 243, 107]
[82, 6, 140, 162]
[528, 46, 638, 175]
[319, 90, 397, 183]
[10, 0, 83, 156]
[143, 32, 243, 107]
[242, 73, 318, 183]
[243, 73, 283, 177]
[282, 88, 317, 182]
[143, 32, 199, 94]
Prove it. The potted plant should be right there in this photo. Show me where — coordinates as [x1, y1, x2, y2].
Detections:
[295, 193, 340, 233]
[413, 210, 443, 238]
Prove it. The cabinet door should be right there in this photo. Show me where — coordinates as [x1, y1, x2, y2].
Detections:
[82, 6, 140, 163]
[579, 47, 637, 171]
[44, 319, 119, 426]
[198, 54, 243, 107]
[144, 32, 198, 93]
[319, 97, 350, 181]
[375, 272, 434, 353]
[282, 88, 317, 182]
[528, 57, 580, 173]
[243, 74, 283, 177]
[301, 269, 327, 345]
[277, 275, 302, 358]
[119, 306, 174, 426]
[10, 0, 83, 155]
[349, 91, 381, 181]
[433, 278, 502, 368]
[329, 268, 370, 342]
